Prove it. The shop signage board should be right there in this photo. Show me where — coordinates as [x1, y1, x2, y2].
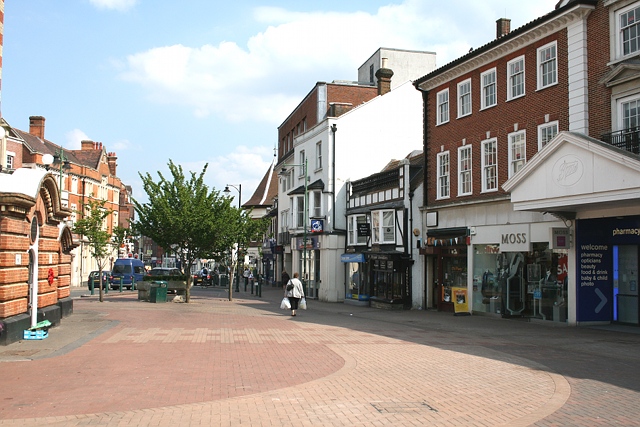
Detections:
[452, 287, 469, 315]
[499, 224, 531, 252]
[576, 216, 640, 322]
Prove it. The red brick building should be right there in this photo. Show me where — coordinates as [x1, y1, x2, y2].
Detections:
[415, 0, 640, 326]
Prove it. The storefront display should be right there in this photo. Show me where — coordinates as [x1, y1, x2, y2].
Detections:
[473, 243, 568, 321]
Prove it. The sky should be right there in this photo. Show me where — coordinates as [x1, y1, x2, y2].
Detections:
[2, 0, 560, 205]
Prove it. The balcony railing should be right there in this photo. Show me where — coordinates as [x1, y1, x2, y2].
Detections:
[601, 128, 640, 155]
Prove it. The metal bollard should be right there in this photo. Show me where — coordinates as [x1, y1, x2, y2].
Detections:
[258, 279, 262, 297]
[90, 278, 95, 295]
[119, 277, 123, 292]
[132, 276, 136, 291]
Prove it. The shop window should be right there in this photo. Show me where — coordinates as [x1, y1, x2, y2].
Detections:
[472, 243, 568, 321]
[371, 259, 403, 301]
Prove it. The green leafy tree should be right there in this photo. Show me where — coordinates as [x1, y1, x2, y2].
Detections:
[72, 199, 112, 302]
[132, 161, 265, 302]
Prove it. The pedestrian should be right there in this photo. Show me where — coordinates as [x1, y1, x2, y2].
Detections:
[243, 268, 250, 289]
[285, 272, 305, 316]
[281, 269, 291, 289]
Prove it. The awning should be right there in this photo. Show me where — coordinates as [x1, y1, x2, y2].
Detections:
[340, 253, 365, 263]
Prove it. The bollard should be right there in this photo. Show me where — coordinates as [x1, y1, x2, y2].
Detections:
[119, 277, 124, 292]
[90, 277, 95, 295]
[132, 276, 136, 291]
[258, 279, 262, 297]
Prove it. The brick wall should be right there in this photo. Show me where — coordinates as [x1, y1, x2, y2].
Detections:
[586, 2, 612, 137]
[425, 32, 570, 207]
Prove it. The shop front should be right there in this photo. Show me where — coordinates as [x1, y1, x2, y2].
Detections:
[295, 236, 320, 298]
[503, 131, 640, 326]
[341, 253, 369, 304]
[471, 230, 568, 321]
[423, 228, 468, 312]
[576, 216, 639, 325]
[368, 252, 412, 309]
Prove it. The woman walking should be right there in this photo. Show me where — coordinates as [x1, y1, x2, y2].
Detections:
[285, 272, 305, 316]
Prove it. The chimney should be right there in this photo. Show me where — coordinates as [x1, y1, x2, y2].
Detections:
[29, 116, 46, 139]
[496, 18, 511, 38]
[107, 152, 117, 176]
[81, 140, 94, 151]
[375, 57, 394, 96]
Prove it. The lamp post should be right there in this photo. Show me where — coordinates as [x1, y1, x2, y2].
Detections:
[223, 184, 242, 295]
[281, 158, 308, 293]
[42, 149, 71, 194]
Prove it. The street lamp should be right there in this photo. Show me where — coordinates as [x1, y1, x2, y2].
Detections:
[224, 184, 242, 294]
[281, 158, 308, 293]
[42, 149, 72, 194]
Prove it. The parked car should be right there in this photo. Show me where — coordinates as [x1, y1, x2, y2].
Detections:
[110, 258, 146, 290]
[148, 267, 184, 294]
[147, 267, 182, 277]
[87, 270, 110, 289]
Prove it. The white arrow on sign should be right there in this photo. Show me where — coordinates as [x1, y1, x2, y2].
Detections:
[594, 288, 608, 313]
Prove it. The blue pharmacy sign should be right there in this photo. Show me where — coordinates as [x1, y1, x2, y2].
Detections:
[576, 216, 640, 322]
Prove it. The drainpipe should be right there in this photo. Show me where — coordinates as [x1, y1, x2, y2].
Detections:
[29, 221, 39, 328]
[331, 123, 338, 230]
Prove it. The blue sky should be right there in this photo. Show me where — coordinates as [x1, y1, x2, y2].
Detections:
[2, 0, 559, 204]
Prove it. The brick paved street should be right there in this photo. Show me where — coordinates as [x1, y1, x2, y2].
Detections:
[0, 285, 638, 426]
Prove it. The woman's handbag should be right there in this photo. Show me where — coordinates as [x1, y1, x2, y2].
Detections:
[299, 297, 307, 310]
[286, 280, 294, 291]
[281, 297, 291, 310]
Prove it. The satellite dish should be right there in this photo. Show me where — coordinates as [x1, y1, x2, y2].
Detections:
[42, 154, 54, 165]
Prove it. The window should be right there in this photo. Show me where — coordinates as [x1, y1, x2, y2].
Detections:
[538, 121, 559, 149]
[481, 68, 497, 109]
[315, 141, 322, 170]
[299, 151, 305, 177]
[296, 196, 305, 228]
[371, 210, 395, 244]
[457, 79, 472, 117]
[312, 191, 322, 217]
[6, 154, 14, 169]
[436, 151, 450, 199]
[348, 215, 367, 245]
[280, 210, 289, 232]
[619, 4, 640, 57]
[621, 97, 640, 130]
[458, 145, 472, 196]
[481, 138, 498, 192]
[508, 131, 527, 177]
[507, 56, 525, 100]
[537, 41, 557, 89]
[437, 88, 449, 125]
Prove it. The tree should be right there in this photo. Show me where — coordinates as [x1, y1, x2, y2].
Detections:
[111, 225, 128, 260]
[72, 199, 112, 302]
[132, 161, 266, 302]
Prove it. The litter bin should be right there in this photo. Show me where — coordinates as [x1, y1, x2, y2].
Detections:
[149, 281, 168, 303]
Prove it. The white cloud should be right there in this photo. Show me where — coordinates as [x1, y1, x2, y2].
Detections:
[64, 129, 90, 150]
[89, 0, 138, 12]
[119, 0, 558, 125]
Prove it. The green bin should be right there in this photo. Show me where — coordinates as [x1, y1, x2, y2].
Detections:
[149, 281, 168, 303]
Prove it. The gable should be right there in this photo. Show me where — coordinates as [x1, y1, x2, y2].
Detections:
[503, 132, 640, 212]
